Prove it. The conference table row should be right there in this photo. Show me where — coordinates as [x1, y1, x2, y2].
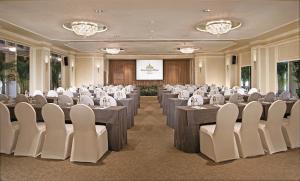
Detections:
[7, 89, 140, 152]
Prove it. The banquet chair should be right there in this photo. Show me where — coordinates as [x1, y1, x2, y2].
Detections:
[47, 90, 58, 98]
[187, 95, 203, 106]
[210, 94, 225, 105]
[247, 92, 262, 102]
[14, 102, 45, 157]
[237, 88, 246, 95]
[0, 102, 19, 154]
[234, 101, 265, 158]
[33, 95, 47, 107]
[248, 88, 258, 95]
[113, 91, 126, 100]
[70, 104, 108, 163]
[41, 103, 73, 159]
[58, 95, 74, 107]
[96, 90, 108, 98]
[68, 87, 77, 93]
[282, 100, 300, 148]
[264, 92, 276, 102]
[187, 86, 195, 94]
[229, 93, 241, 104]
[79, 95, 94, 106]
[0, 94, 9, 103]
[258, 100, 287, 154]
[279, 91, 290, 101]
[99, 96, 117, 107]
[193, 90, 205, 97]
[200, 103, 239, 162]
[178, 90, 190, 100]
[63, 90, 74, 98]
[224, 89, 232, 96]
[16, 94, 29, 103]
[56, 87, 65, 94]
[33, 90, 43, 96]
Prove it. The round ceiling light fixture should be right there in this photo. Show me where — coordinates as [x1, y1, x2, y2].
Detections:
[196, 19, 241, 35]
[63, 21, 107, 37]
[177, 47, 198, 54]
[101, 48, 124, 55]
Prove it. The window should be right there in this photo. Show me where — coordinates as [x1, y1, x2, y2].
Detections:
[50, 53, 62, 89]
[240, 66, 251, 90]
[0, 39, 30, 96]
[277, 60, 300, 97]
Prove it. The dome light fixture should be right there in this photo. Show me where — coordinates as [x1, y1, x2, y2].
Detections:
[196, 19, 241, 35]
[177, 47, 198, 54]
[63, 21, 107, 37]
[101, 48, 124, 55]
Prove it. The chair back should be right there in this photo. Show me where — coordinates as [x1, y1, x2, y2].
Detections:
[240, 101, 263, 136]
[279, 91, 290, 101]
[247, 92, 262, 102]
[79, 95, 94, 106]
[42, 103, 66, 134]
[237, 88, 246, 95]
[214, 103, 239, 138]
[58, 95, 73, 107]
[33, 95, 47, 106]
[178, 90, 190, 100]
[14, 102, 39, 134]
[0, 94, 9, 103]
[33, 90, 43, 96]
[210, 94, 225, 104]
[0, 102, 14, 142]
[47, 90, 58, 98]
[16, 94, 29, 103]
[248, 88, 258, 95]
[63, 90, 74, 98]
[264, 92, 275, 102]
[114, 91, 126, 100]
[224, 89, 232, 96]
[287, 100, 300, 129]
[56, 87, 65, 94]
[99, 96, 117, 107]
[229, 93, 240, 104]
[193, 90, 205, 97]
[266, 100, 286, 128]
[187, 95, 203, 106]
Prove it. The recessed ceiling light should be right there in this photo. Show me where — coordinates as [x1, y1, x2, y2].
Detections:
[202, 9, 212, 13]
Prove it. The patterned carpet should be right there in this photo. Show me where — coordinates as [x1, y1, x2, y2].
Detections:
[1, 96, 300, 181]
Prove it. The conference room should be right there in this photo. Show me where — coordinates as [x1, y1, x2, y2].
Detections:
[0, 0, 299, 180]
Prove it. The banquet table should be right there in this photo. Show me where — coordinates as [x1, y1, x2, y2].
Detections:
[127, 92, 139, 115]
[174, 101, 296, 153]
[157, 88, 170, 103]
[161, 93, 178, 114]
[7, 104, 128, 151]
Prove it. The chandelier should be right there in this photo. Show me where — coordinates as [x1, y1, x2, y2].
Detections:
[63, 21, 107, 37]
[177, 47, 198, 54]
[101, 48, 124, 54]
[196, 19, 241, 35]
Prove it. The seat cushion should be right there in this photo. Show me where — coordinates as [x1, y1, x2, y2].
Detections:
[95, 125, 107, 135]
[200, 124, 216, 135]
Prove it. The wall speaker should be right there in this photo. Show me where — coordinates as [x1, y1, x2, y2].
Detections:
[64, 57, 69, 66]
[232, 55, 237, 65]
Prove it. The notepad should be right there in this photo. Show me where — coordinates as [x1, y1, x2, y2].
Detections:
[192, 106, 206, 109]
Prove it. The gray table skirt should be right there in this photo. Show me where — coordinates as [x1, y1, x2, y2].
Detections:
[7, 104, 128, 151]
[162, 93, 178, 114]
[174, 101, 296, 153]
[166, 98, 188, 129]
[127, 93, 139, 115]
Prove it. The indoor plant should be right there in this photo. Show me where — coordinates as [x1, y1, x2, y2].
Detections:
[291, 61, 300, 97]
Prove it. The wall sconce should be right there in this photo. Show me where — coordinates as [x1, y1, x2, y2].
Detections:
[198, 62, 202, 72]
[71, 62, 74, 72]
[45, 56, 49, 72]
[97, 65, 100, 72]
[226, 63, 230, 71]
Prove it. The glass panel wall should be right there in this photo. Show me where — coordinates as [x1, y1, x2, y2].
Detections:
[240, 66, 251, 90]
[50, 53, 62, 89]
[0, 39, 30, 96]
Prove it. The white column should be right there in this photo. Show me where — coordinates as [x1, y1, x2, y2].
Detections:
[68, 54, 76, 87]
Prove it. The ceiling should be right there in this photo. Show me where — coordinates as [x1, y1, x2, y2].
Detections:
[0, 0, 299, 54]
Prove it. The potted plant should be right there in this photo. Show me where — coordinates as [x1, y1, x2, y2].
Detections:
[0, 56, 16, 94]
[291, 61, 300, 98]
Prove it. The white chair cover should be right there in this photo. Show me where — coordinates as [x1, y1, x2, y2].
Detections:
[96, 90, 108, 98]
[14, 102, 45, 157]
[200, 103, 239, 162]
[264, 92, 276, 102]
[187, 95, 204, 106]
[70, 104, 108, 163]
[247, 92, 262, 102]
[0, 94, 9, 103]
[113, 91, 126, 100]
[248, 88, 258, 95]
[79, 95, 94, 106]
[237, 88, 246, 95]
[193, 90, 205, 97]
[99, 96, 117, 107]
[16, 94, 29, 103]
[229, 93, 242, 104]
[0, 102, 19, 154]
[234, 101, 265, 158]
[41, 103, 73, 159]
[210, 94, 225, 105]
[258, 100, 287, 154]
[279, 91, 290, 101]
[58, 95, 74, 107]
[56, 87, 65, 94]
[33, 95, 47, 107]
[68, 87, 77, 93]
[63, 90, 74, 98]
[282, 100, 300, 148]
[47, 90, 58, 98]
[32, 90, 43, 96]
[178, 90, 190, 100]
[224, 89, 232, 96]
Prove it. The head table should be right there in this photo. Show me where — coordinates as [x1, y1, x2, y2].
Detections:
[174, 100, 296, 153]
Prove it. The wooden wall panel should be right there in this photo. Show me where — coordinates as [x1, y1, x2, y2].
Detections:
[108, 59, 190, 85]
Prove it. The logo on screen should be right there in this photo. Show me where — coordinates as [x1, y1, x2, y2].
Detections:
[141, 64, 159, 74]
